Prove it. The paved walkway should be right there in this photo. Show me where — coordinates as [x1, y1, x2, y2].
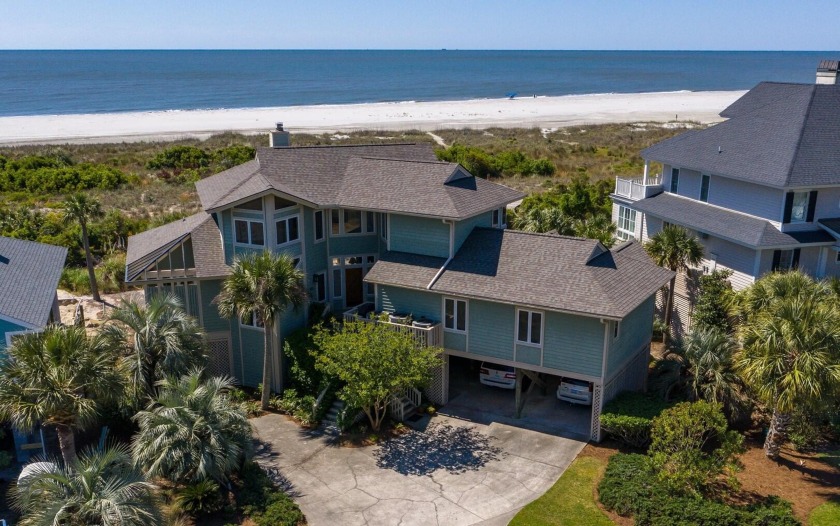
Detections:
[251, 413, 585, 526]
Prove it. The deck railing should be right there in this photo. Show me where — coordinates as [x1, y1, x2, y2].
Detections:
[614, 175, 663, 200]
[343, 303, 443, 348]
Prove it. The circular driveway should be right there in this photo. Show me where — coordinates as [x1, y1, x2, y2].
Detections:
[251, 413, 585, 526]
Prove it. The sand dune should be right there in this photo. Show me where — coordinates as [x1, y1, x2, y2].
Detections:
[0, 90, 745, 145]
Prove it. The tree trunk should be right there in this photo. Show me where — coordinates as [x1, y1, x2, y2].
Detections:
[81, 223, 101, 302]
[56, 424, 77, 466]
[663, 275, 676, 343]
[764, 408, 791, 459]
[261, 319, 273, 410]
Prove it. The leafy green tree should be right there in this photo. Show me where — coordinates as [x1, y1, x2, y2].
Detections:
[0, 325, 122, 465]
[13, 445, 162, 526]
[644, 225, 703, 332]
[132, 370, 252, 485]
[101, 293, 206, 410]
[213, 144, 256, 169]
[738, 271, 840, 458]
[314, 320, 443, 431]
[649, 401, 744, 496]
[216, 251, 306, 410]
[146, 145, 210, 170]
[62, 193, 104, 301]
[693, 269, 736, 333]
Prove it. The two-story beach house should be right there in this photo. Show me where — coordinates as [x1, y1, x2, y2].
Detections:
[612, 63, 840, 332]
[126, 127, 672, 440]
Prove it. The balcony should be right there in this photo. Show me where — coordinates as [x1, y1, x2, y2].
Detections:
[343, 302, 443, 348]
[614, 175, 663, 201]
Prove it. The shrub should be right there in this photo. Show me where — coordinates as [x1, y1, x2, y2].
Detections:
[146, 146, 210, 170]
[174, 480, 224, 517]
[213, 145, 256, 169]
[649, 401, 744, 495]
[597, 453, 657, 516]
[283, 327, 324, 395]
[0, 155, 127, 193]
[252, 492, 305, 526]
[238, 462, 304, 526]
[599, 391, 671, 447]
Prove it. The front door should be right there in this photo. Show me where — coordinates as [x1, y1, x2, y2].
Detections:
[345, 267, 364, 307]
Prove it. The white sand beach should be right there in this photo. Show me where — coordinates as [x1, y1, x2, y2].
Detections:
[0, 90, 746, 145]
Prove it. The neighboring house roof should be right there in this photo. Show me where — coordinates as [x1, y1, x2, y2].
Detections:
[0, 236, 66, 328]
[366, 228, 674, 320]
[642, 82, 840, 188]
[126, 212, 229, 282]
[195, 144, 523, 219]
[632, 192, 835, 248]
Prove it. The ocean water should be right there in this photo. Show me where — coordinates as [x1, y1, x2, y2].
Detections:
[0, 50, 835, 117]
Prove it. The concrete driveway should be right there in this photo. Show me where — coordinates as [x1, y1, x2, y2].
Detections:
[251, 412, 585, 526]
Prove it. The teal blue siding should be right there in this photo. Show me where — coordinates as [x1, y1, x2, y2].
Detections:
[389, 215, 450, 257]
[608, 297, 655, 378]
[328, 235, 379, 256]
[231, 210, 263, 220]
[230, 323, 243, 381]
[515, 344, 541, 366]
[199, 280, 230, 333]
[280, 307, 306, 337]
[221, 210, 234, 265]
[467, 300, 515, 362]
[543, 311, 603, 378]
[304, 208, 328, 280]
[454, 213, 492, 253]
[239, 327, 265, 387]
[443, 331, 467, 352]
[0, 318, 28, 353]
[378, 286, 441, 321]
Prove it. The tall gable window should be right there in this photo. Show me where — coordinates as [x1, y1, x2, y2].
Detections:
[314, 210, 325, 242]
[670, 168, 680, 193]
[616, 205, 637, 241]
[444, 298, 467, 333]
[275, 216, 300, 246]
[237, 198, 263, 211]
[516, 309, 542, 347]
[700, 174, 710, 202]
[783, 191, 817, 224]
[234, 219, 264, 246]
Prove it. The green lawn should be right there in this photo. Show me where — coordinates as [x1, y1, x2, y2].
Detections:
[809, 501, 840, 526]
[510, 456, 614, 526]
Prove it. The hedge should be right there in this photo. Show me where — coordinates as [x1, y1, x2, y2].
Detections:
[599, 391, 671, 448]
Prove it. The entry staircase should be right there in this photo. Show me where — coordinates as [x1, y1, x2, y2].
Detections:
[389, 387, 422, 422]
[321, 399, 344, 436]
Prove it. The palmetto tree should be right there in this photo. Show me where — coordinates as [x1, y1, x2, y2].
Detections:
[513, 206, 616, 247]
[216, 251, 306, 409]
[644, 225, 704, 331]
[101, 293, 206, 410]
[13, 445, 162, 526]
[62, 193, 104, 302]
[683, 327, 744, 410]
[0, 325, 122, 465]
[738, 272, 840, 459]
[132, 371, 252, 485]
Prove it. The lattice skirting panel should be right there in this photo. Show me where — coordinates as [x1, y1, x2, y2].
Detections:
[424, 354, 449, 406]
[591, 345, 651, 442]
[206, 333, 232, 379]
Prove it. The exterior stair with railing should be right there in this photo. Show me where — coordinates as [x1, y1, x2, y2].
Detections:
[321, 399, 344, 435]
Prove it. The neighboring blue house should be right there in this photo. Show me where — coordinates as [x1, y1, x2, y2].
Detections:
[611, 63, 840, 333]
[0, 235, 67, 461]
[127, 126, 672, 440]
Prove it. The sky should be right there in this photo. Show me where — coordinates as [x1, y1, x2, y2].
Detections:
[2, 0, 839, 50]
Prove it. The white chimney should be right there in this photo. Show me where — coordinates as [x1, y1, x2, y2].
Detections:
[816, 60, 839, 85]
[269, 122, 290, 148]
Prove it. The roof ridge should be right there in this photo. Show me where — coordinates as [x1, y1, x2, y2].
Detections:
[783, 84, 817, 186]
[354, 156, 455, 166]
[257, 143, 421, 151]
[475, 226, 593, 243]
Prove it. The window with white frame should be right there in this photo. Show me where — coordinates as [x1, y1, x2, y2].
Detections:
[241, 311, 264, 329]
[835, 250, 840, 264]
[275, 215, 300, 246]
[313, 272, 326, 302]
[790, 191, 809, 223]
[700, 174, 710, 202]
[234, 219, 264, 246]
[491, 207, 507, 228]
[380, 213, 388, 241]
[330, 209, 375, 236]
[616, 205, 637, 241]
[314, 210, 325, 242]
[670, 168, 680, 193]
[516, 309, 542, 346]
[444, 298, 467, 332]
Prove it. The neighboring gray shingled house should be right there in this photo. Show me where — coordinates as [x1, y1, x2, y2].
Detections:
[0, 236, 66, 350]
[127, 134, 671, 441]
[611, 67, 840, 334]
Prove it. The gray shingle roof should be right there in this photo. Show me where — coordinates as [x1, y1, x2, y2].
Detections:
[643, 82, 840, 188]
[366, 228, 673, 320]
[126, 212, 229, 282]
[195, 144, 523, 219]
[0, 236, 66, 327]
[632, 192, 835, 248]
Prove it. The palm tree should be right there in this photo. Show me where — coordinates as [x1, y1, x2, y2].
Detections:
[644, 225, 704, 332]
[738, 272, 840, 459]
[132, 370, 252, 485]
[216, 251, 306, 409]
[683, 327, 744, 410]
[101, 293, 206, 410]
[13, 445, 162, 526]
[0, 325, 122, 465]
[62, 193, 104, 302]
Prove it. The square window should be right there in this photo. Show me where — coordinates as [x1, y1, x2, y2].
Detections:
[344, 209, 362, 234]
[249, 222, 264, 246]
[516, 309, 542, 346]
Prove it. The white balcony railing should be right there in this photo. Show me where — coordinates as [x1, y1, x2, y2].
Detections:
[343, 302, 443, 348]
[614, 175, 663, 200]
